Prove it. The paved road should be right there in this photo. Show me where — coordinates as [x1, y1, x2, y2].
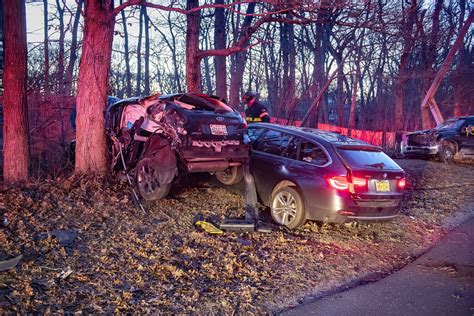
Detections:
[281, 216, 474, 316]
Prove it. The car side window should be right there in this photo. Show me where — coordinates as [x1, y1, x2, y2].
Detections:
[282, 137, 299, 160]
[299, 141, 329, 166]
[256, 130, 291, 156]
[248, 127, 265, 142]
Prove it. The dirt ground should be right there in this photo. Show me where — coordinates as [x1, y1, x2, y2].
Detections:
[1, 159, 473, 314]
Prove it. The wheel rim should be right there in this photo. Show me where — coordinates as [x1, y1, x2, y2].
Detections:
[217, 168, 233, 182]
[272, 191, 298, 226]
[137, 164, 160, 194]
[444, 148, 453, 160]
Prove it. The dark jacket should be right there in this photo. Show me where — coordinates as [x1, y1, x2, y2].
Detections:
[245, 101, 270, 123]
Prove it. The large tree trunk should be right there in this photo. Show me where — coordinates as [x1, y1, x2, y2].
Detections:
[186, 0, 201, 92]
[74, 0, 114, 174]
[3, 0, 29, 182]
[214, 0, 227, 99]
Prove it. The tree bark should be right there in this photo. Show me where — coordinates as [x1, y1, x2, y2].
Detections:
[74, 0, 114, 174]
[3, 0, 29, 182]
[186, 0, 202, 92]
[214, 0, 227, 99]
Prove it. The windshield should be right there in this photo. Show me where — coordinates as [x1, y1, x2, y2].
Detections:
[436, 119, 465, 130]
[337, 148, 401, 170]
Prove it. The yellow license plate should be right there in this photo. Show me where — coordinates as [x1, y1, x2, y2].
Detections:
[375, 180, 390, 192]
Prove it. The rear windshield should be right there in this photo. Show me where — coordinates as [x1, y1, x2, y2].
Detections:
[337, 148, 401, 170]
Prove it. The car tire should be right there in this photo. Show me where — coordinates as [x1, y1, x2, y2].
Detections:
[270, 186, 306, 229]
[215, 166, 244, 185]
[439, 143, 456, 164]
[135, 158, 172, 201]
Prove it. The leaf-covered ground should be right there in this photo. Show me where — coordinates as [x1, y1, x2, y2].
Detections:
[1, 159, 473, 313]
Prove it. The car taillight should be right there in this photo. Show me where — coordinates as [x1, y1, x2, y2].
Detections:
[327, 175, 367, 191]
[327, 176, 349, 190]
[398, 178, 406, 190]
[352, 176, 367, 187]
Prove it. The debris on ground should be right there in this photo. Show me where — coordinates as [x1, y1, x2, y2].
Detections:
[0, 159, 473, 313]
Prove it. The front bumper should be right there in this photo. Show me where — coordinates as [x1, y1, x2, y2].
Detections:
[401, 144, 438, 156]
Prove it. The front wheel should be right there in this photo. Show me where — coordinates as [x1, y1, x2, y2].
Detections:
[439, 143, 456, 164]
[270, 186, 306, 229]
[135, 158, 173, 201]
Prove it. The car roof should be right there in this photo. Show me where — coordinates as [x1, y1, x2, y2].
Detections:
[249, 123, 378, 148]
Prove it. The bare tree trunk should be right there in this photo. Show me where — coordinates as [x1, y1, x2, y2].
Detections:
[228, 3, 256, 108]
[331, 50, 344, 126]
[453, 0, 466, 117]
[120, 0, 132, 97]
[280, 16, 296, 118]
[214, 0, 227, 99]
[75, 0, 114, 174]
[186, 0, 202, 92]
[55, 0, 65, 94]
[64, 0, 83, 96]
[136, 6, 144, 95]
[348, 73, 358, 130]
[420, 0, 443, 129]
[144, 6, 150, 95]
[394, 0, 418, 131]
[3, 0, 29, 182]
[43, 0, 50, 96]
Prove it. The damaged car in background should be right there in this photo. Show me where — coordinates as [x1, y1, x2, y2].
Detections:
[105, 93, 249, 200]
[401, 116, 474, 163]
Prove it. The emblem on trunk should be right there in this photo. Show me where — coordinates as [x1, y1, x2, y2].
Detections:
[216, 116, 225, 122]
[383, 173, 388, 179]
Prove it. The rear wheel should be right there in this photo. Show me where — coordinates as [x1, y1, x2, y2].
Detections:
[215, 166, 243, 185]
[270, 186, 306, 229]
[135, 158, 172, 201]
[439, 142, 456, 164]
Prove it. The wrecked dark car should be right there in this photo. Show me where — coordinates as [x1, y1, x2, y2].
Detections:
[401, 116, 474, 163]
[106, 93, 249, 200]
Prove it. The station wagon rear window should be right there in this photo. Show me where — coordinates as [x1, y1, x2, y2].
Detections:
[337, 147, 400, 170]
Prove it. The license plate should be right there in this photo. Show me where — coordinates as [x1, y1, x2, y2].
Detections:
[375, 180, 390, 192]
[210, 124, 227, 135]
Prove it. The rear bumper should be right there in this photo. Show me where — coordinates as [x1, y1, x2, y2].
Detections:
[180, 145, 249, 160]
[308, 194, 403, 224]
